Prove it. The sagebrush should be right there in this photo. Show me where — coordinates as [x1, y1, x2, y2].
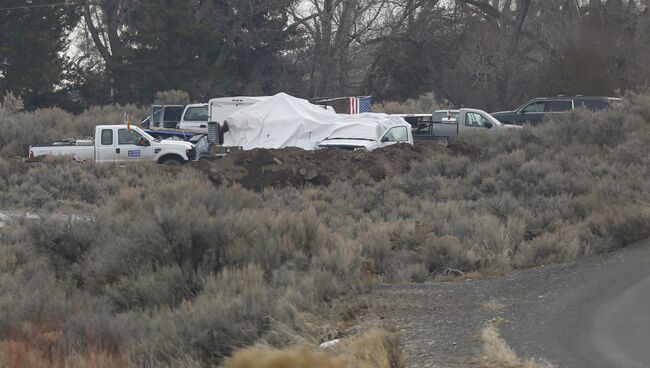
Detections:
[0, 93, 648, 366]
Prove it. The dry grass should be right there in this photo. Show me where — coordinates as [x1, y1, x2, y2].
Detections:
[224, 328, 405, 368]
[478, 324, 554, 368]
[224, 347, 348, 368]
[0, 339, 131, 368]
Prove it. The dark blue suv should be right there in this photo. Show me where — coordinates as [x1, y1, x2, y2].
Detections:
[491, 96, 621, 125]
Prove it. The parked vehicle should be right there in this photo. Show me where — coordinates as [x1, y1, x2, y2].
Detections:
[192, 96, 334, 136]
[221, 93, 412, 151]
[209, 96, 270, 124]
[491, 96, 621, 125]
[410, 108, 518, 141]
[397, 111, 463, 140]
[141, 105, 185, 129]
[29, 125, 198, 164]
[318, 116, 413, 151]
[178, 103, 209, 131]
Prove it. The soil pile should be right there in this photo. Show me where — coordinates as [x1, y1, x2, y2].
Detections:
[194, 142, 462, 191]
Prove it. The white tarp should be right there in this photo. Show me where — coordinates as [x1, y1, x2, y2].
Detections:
[327, 113, 410, 141]
[223, 93, 340, 150]
[222, 93, 410, 150]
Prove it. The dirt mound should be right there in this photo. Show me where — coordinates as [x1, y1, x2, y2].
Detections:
[194, 142, 452, 191]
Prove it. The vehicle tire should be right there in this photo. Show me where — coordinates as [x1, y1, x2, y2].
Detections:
[161, 158, 182, 165]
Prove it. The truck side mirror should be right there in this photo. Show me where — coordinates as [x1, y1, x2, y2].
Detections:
[484, 121, 493, 129]
[381, 136, 389, 143]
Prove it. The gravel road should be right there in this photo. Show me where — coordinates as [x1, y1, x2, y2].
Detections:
[367, 240, 650, 367]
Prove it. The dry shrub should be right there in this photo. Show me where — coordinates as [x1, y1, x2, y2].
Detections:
[154, 90, 191, 105]
[343, 328, 406, 368]
[0, 340, 130, 368]
[423, 234, 482, 273]
[479, 324, 554, 368]
[0, 339, 203, 368]
[1, 91, 24, 113]
[372, 92, 443, 114]
[224, 328, 405, 368]
[76, 104, 146, 127]
[587, 203, 650, 250]
[224, 346, 348, 368]
[512, 229, 585, 268]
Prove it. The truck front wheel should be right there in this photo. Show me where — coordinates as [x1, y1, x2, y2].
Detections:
[161, 158, 182, 165]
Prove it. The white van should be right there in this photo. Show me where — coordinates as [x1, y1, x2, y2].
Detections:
[179, 103, 209, 131]
[209, 96, 270, 123]
[179, 97, 271, 133]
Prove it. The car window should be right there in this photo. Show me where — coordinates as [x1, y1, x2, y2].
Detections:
[184, 106, 209, 121]
[464, 112, 490, 127]
[101, 129, 113, 145]
[163, 107, 183, 121]
[577, 99, 609, 110]
[118, 129, 143, 145]
[545, 100, 573, 112]
[522, 101, 545, 113]
[151, 108, 162, 125]
[432, 111, 459, 123]
[383, 127, 408, 142]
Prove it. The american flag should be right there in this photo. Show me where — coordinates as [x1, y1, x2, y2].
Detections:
[348, 96, 372, 114]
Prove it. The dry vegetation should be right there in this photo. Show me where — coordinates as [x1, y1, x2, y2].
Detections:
[371, 92, 445, 114]
[0, 92, 649, 366]
[478, 324, 554, 368]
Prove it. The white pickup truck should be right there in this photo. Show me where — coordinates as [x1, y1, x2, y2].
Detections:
[29, 125, 199, 164]
[318, 115, 414, 151]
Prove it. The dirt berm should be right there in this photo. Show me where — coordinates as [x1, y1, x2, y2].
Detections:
[193, 141, 477, 192]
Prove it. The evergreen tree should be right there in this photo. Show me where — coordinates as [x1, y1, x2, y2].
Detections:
[0, 0, 79, 109]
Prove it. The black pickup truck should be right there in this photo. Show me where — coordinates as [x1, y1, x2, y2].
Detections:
[491, 96, 621, 125]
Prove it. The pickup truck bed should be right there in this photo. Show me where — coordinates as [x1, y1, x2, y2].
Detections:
[29, 144, 95, 161]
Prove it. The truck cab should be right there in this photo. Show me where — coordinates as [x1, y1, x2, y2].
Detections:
[141, 105, 185, 129]
[96, 126, 197, 164]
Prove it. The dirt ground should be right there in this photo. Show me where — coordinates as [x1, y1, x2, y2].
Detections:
[12, 140, 477, 192]
[193, 141, 476, 191]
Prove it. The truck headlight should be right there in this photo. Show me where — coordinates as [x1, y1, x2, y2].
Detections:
[186, 148, 195, 159]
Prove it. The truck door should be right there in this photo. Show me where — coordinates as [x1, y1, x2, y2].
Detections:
[517, 101, 545, 124]
[115, 128, 154, 163]
[162, 106, 184, 128]
[380, 126, 410, 147]
[96, 128, 116, 163]
[461, 112, 493, 132]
